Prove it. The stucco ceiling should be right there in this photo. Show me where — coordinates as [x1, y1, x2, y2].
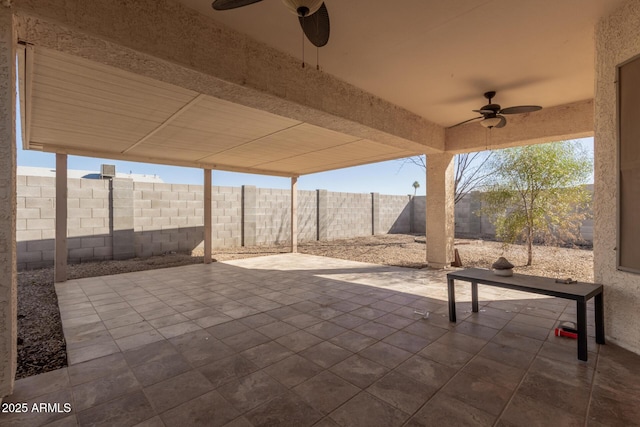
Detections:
[177, 0, 625, 128]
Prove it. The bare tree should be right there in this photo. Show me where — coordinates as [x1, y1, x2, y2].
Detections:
[400, 152, 493, 204]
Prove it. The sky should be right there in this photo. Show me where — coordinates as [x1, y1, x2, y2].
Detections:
[16, 137, 594, 195]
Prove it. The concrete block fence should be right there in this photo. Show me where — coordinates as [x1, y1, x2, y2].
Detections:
[16, 175, 419, 269]
[454, 189, 594, 243]
[16, 174, 595, 269]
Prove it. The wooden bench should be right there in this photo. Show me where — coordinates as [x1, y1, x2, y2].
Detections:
[446, 268, 605, 361]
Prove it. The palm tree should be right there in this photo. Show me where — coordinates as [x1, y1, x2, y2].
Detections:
[412, 181, 420, 196]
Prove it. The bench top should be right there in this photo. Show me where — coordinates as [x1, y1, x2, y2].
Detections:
[447, 268, 603, 301]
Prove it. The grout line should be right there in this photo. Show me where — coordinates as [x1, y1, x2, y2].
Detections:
[584, 343, 601, 426]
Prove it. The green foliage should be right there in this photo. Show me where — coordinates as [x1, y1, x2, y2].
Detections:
[412, 180, 420, 196]
[481, 141, 592, 265]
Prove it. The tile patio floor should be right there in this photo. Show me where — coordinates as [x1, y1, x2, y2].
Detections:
[2, 253, 639, 426]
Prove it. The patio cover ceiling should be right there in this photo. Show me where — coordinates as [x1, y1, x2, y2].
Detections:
[21, 48, 417, 177]
[15, 0, 623, 177]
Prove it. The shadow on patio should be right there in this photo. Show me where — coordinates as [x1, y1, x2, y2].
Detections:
[1, 253, 638, 426]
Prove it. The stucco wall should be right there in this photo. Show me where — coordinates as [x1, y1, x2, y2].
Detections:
[594, 0, 640, 354]
[0, 8, 17, 401]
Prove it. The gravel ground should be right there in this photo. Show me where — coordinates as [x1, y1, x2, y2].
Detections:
[17, 234, 592, 379]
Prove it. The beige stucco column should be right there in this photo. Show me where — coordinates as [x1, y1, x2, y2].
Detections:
[204, 169, 212, 264]
[291, 177, 298, 253]
[426, 153, 455, 269]
[55, 153, 67, 282]
[0, 7, 17, 402]
[594, 0, 640, 354]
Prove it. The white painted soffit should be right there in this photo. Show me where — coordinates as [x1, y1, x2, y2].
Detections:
[19, 46, 420, 177]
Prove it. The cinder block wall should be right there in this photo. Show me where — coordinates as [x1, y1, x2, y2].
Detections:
[298, 190, 317, 241]
[454, 189, 592, 242]
[412, 196, 426, 234]
[17, 176, 420, 269]
[211, 186, 242, 248]
[379, 195, 412, 233]
[135, 182, 201, 257]
[256, 188, 291, 245]
[326, 192, 372, 239]
[17, 176, 113, 269]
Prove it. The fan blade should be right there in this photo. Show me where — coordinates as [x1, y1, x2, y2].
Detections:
[495, 115, 507, 128]
[212, 0, 263, 11]
[448, 116, 483, 129]
[299, 2, 330, 47]
[499, 105, 542, 115]
[472, 109, 495, 115]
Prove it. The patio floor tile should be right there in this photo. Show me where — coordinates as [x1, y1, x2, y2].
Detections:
[197, 354, 259, 388]
[329, 355, 389, 389]
[382, 330, 431, 353]
[8, 254, 639, 427]
[245, 391, 323, 427]
[115, 330, 164, 352]
[328, 392, 409, 427]
[221, 329, 271, 352]
[328, 330, 377, 353]
[206, 320, 251, 339]
[293, 371, 360, 415]
[395, 355, 456, 389]
[299, 342, 353, 369]
[217, 370, 288, 413]
[159, 390, 239, 427]
[304, 321, 348, 340]
[240, 341, 293, 368]
[67, 340, 121, 365]
[329, 313, 369, 329]
[71, 368, 140, 411]
[405, 393, 495, 427]
[358, 341, 412, 369]
[276, 330, 324, 352]
[255, 320, 299, 339]
[466, 357, 525, 391]
[441, 372, 512, 416]
[263, 355, 324, 388]
[143, 370, 214, 412]
[353, 321, 397, 340]
[367, 370, 436, 414]
[157, 320, 202, 339]
[516, 371, 591, 417]
[76, 390, 155, 427]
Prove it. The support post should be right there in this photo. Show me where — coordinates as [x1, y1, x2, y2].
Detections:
[291, 177, 298, 253]
[55, 153, 67, 282]
[204, 169, 212, 264]
[426, 153, 455, 269]
[0, 7, 17, 402]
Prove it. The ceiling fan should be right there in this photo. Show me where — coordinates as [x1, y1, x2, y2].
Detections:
[211, 0, 330, 48]
[450, 91, 542, 129]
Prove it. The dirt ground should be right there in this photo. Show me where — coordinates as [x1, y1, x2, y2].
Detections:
[16, 234, 593, 379]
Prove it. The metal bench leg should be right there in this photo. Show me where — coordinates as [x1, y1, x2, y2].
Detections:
[577, 300, 588, 361]
[595, 292, 605, 344]
[448, 278, 457, 322]
[471, 281, 479, 313]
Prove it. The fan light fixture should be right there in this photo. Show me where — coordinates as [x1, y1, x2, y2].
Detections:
[281, 0, 323, 16]
[480, 117, 502, 128]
